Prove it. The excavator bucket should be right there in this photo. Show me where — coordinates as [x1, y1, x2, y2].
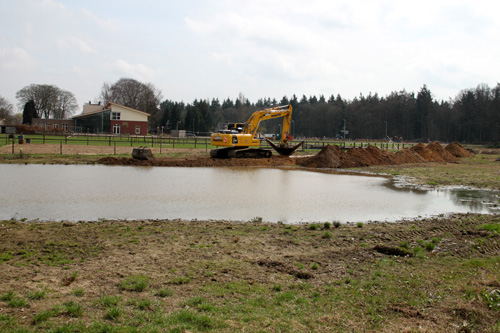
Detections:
[132, 146, 155, 160]
[265, 138, 304, 156]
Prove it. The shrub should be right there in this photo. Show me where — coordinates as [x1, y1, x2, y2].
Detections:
[322, 231, 333, 239]
[308, 224, 318, 230]
[357, 222, 364, 228]
[333, 221, 341, 228]
[323, 222, 331, 229]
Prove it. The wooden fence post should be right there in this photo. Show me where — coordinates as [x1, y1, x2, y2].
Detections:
[60, 141, 62, 154]
[114, 142, 116, 155]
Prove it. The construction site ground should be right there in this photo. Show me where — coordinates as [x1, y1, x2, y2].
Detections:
[0, 142, 499, 331]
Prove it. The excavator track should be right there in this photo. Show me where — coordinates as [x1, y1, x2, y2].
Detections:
[210, 147, 272, 159]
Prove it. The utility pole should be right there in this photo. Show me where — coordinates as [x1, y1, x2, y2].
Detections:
[384, 120, 388, 140]
[341, 119, 348, 139]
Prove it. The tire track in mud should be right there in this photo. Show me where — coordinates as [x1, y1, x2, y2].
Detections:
[364, 215, 500, 259]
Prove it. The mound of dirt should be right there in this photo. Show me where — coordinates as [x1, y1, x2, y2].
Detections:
[410, 142, 458, 162]
[445, 142, 473, 158]
[295, 145, 343, 168]
[296, 142, 462, 169]
[296, 144, 398, 168]
[393, 149, 426, 164]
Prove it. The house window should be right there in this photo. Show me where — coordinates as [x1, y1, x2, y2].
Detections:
[111, 112, 121, 120]
[135, 125, 141, 134]
[62, 123, 68, 131]
[113, 124, 120, 134]
[53, 124, 59, 129]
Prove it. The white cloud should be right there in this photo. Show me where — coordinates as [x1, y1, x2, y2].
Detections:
[115, 59, 157, 82]
[0, 47, 36, 70]
[81, 8, 118, 32]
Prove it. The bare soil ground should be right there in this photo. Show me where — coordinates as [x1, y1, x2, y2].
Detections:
[0, 215, 499, 331]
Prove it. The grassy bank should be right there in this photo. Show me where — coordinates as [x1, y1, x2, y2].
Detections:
[0, 215, 499, 332]
[353, 153, 500, 190]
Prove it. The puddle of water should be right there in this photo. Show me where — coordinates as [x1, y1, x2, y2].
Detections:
[0, 164, 498, 223]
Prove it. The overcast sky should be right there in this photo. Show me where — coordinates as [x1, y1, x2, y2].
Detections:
[1, 0, 499, 111]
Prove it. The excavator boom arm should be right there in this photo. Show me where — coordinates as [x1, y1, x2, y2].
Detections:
[243, 105, 292, 145]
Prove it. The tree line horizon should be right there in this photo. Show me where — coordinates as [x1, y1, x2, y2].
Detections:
[5, 78, 500, 144]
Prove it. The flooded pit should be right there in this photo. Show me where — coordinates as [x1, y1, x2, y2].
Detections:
[0, 164, 498, 223]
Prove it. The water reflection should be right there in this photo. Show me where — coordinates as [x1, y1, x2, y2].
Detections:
[0, 164, 498, 223]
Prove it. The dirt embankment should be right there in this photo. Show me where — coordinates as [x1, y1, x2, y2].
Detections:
[295, 141, 468, 169]
[97, 142, 471, 168]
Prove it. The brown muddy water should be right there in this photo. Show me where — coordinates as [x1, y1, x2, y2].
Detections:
[1, 165, 498, 223]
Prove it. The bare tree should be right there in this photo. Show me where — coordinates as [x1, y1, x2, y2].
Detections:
[99, 77, 163, 129]
[0, 95, 14, 120]
[54, 90, 78, 119]
[16, 84, 78, 119]
[99, 78, 162, 110]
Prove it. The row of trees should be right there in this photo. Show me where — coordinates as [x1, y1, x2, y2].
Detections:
[157, 83, 500, 143]
[3, 78, 499, 143]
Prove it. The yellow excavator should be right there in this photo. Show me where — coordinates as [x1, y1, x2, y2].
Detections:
[210, 104, 303, 158]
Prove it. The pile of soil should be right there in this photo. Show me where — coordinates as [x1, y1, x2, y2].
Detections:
[392, 149, 427, 164]
[296, 142, 464, 169]
[295, 145, 343, 168]
[445, 141, 473, 158]
[410, 142, 458, 162]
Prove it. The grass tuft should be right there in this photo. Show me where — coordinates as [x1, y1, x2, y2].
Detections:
[62, 301, 83, 317]
[156, 288, 173, 297]
[119, 275, 149, 292]
[28, 290, 47, 300]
